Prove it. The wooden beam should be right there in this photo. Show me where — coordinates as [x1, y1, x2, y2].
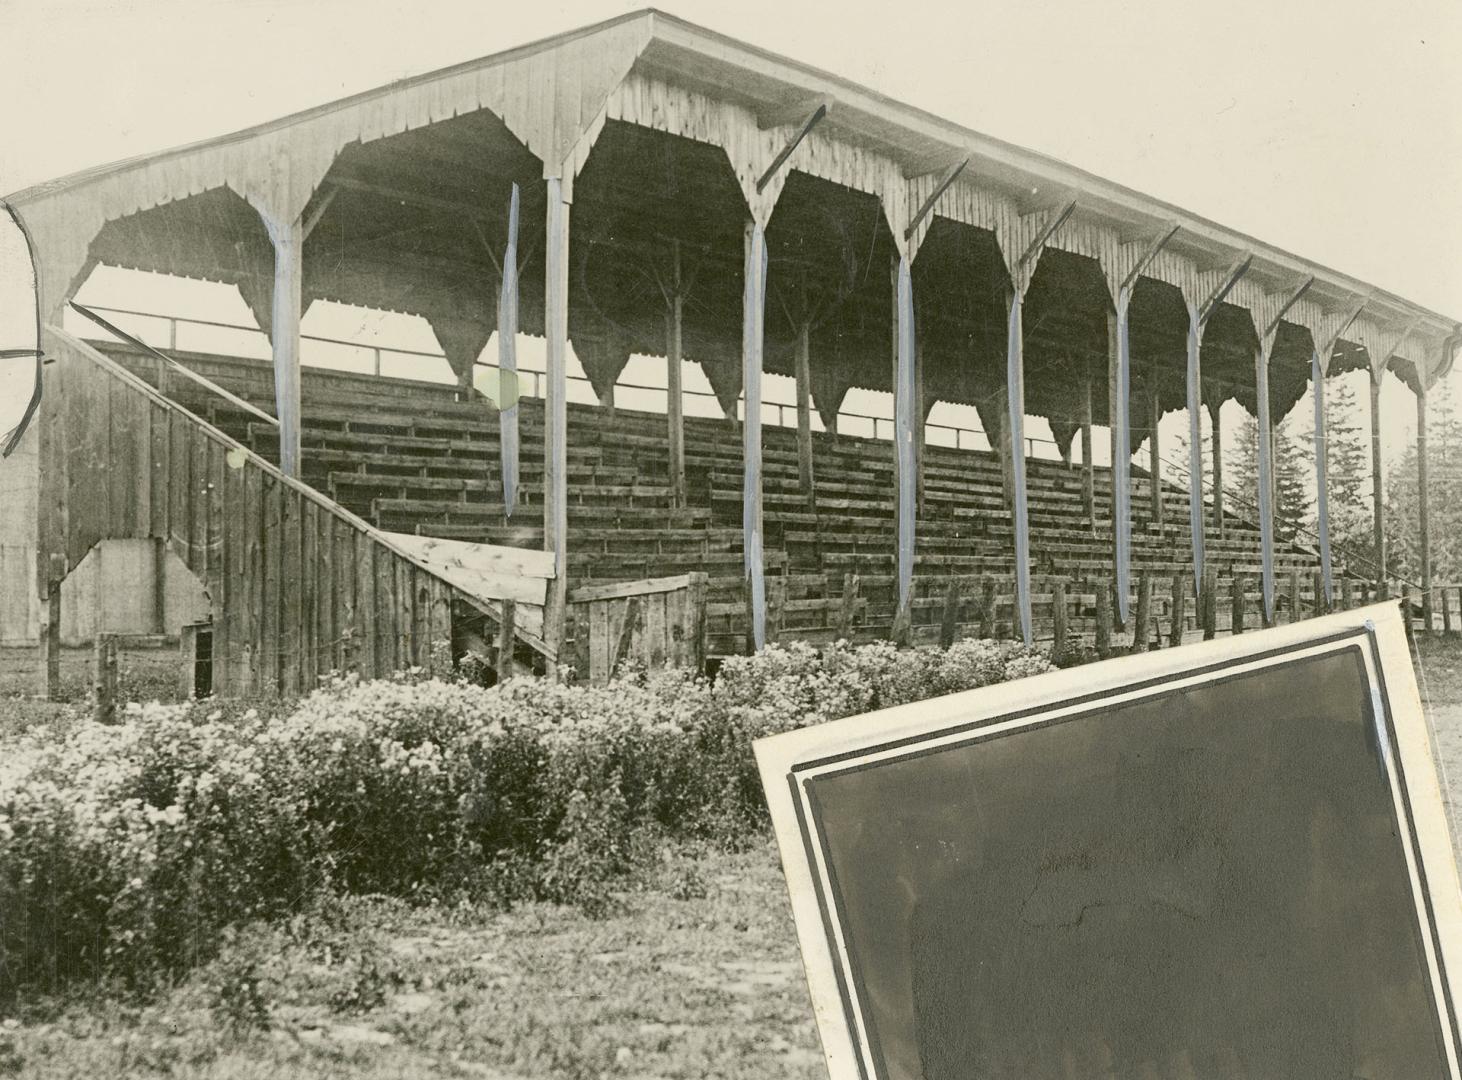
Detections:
[1185, 302, 1206, 592]
[743, 220, 768, 649]
[1208, 398, 1225, 537]
[267, 213, 304, 477]
[1262, 276, 1315, 338]
[893, 255, 917, 644]
[756, 103, 827, 193]
[1081, 363, 1095, 529]
[1148, 364, 1163, 528]
[905, 158, 968, 241]
[1419, 383, 1432, 628]
[1370, 373, 1386, 586]
[499, 182, 521, 517]
[1197, 254, 1254, 326]
[1007, 282, 1033, 646]
[1119, 222, 1180, 294]
[543, 177, 571, 661]
[667, 241, 687, 509]
[1017, 199, 1077, 270]
[1108, 295, 1131, 627]
[794, 319, 815, 505]
[1254, 338, 1277, 623]
[1312, 348, 1334, 606]
[301, 186, 338, 241]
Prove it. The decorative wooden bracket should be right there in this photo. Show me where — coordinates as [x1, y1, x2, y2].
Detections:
[1195, 253, 1253, 326]
[1116, 222, 1181, 297]
[756, 103, 827, 193]
[905, 158, 967, 241]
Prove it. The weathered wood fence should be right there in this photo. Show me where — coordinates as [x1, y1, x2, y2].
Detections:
[562, 573, 708, 685]
[35, 328, 549, 698]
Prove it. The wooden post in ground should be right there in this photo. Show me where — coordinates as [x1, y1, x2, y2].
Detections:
[93, 633, 118, 724]
[1169, 571, 1186, 647]
[837, 572, 860, 641]
[44, 553, 64, 701]
[1418, 384, 1433, 633]
[940, 577, 961, 648]
[978, 577, 997, 639]
[1370, 374, 1386, 591]
[265, 213, 304, 478]
[1081, 367, 1096, 529]
[1052, 579, 1069, 663]
[1148, 367, 1163, 529]
[1444, 586, 1455, 636]
[794, 318, 815, 508]
[1202, 569, 1218, 640]
[1312, 569, 1326, 616]
[667, 240, 687, 510]
[495, 600, 516, 682]
[1208, 398, 1225, 538]
[1342, 577, 1354, 611]
[543, 174, 572, 664]
[1132, 573, 1153, 653]
[1231, 571, 1246, 635]
[742, 219, 768, 651]
[1095, 579, 1113, 658]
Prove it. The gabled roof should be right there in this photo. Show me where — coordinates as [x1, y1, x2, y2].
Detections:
[6, 8, 1457, 375]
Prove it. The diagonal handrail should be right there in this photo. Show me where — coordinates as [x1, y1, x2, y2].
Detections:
[69, 301, 280, 428]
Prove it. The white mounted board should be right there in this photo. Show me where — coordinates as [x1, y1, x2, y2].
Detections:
[756, 603, 1462, 1080]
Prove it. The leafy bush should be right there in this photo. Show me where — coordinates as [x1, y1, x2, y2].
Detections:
[0, 638, 1052, 1002]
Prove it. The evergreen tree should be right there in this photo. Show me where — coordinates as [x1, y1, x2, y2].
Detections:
[1384, 376, 1462, 583]
[1231, 410, 1312, 544]
[1314, 377, 1372, 574]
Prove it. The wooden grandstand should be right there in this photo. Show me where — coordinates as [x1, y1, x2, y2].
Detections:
[2, 10, 1458, 697]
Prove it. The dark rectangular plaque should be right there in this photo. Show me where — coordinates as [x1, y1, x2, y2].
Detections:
[757, 603, 1462, 1080]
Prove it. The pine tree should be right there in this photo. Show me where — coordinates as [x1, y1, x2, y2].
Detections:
[1384, 376, 1462, 583]
[1317, 377, 1371, 573]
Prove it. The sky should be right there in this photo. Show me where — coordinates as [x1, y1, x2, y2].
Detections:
[2, 0, 1460, 468]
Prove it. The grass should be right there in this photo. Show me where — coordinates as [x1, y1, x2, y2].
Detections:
[0, 841, 824, 1080]
[8, 633, 1462, 1079]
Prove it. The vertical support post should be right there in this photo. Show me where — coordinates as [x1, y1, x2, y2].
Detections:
[499, 182, 521, 516]
[940, 576, 962, 648]
[543, 176, 571, 660]
[1148, 366, 1163, 528]
[794, 318, 815, 506]
[1312, 349, 1334, 605]
[1051, 580, 1068, 663]
[1419, 383, 1432, 631]
[1095, 578, 1113, 658]
[743, 219, 769, 651]
[838, 572, 860, 640]
[1006, 284, 1033, 645]
[1231, 571, 1246, 635]
[1169, 571, 1186, 647]
[1202, 568, 1218, 640]
[1108, 294, 1133, 626]
[1254, 341, 1277, 624]
[666, 240, 687, 510]
[1185, 304, 1207, 590]
[496, 599, 516, 682]
[1208, 397, 1225, 536]
[92, 632, 118, 724]
[1370, 373, 1386, 588]
[266, 214, 304, 478]
[1081, 363, 1096, 529]
[45, 553, 63, 701]
[1132, 573, 1153, 653]
[893, 256, 918, 644]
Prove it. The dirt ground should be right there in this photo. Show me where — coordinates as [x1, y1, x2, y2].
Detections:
[1410, 635, 1462, 862]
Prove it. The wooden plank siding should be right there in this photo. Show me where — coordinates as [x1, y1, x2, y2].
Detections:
[566, 572, 708, 685]
[34, 327, 548, 697]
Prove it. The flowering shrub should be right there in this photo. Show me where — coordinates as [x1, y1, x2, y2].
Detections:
[0, 638, 1051, 1000]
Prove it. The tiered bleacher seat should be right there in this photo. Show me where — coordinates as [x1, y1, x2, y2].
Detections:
[104, 344, 1336, 656]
